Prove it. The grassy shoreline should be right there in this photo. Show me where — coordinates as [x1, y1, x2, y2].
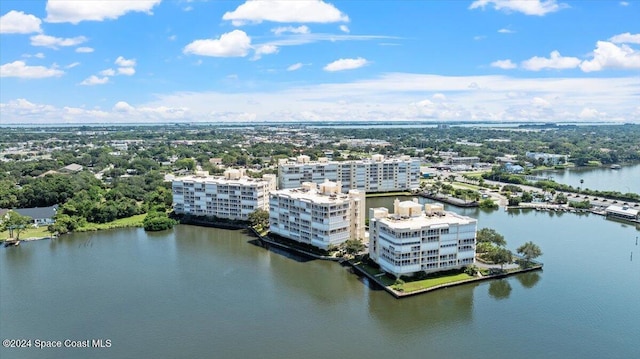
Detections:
[1, 214, 146, 241]
[75, 214, 146, 232]
[352, 260, 543, 298]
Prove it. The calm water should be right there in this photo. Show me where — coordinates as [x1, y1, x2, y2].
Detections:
[1, 206, 639, 359]
[537, 163, 640, 194]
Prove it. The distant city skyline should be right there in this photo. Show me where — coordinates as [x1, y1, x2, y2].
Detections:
[1, 0, 639, 124]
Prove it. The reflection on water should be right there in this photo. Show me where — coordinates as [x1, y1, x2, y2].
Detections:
[536, 163, 640, 194]
[488, 280, 512, 300]
[367, 283, 475, 336]
[515, 272, 541, 289]
[2, 205, 640, 359]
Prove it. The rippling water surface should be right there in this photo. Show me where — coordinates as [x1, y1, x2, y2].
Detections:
[1, 203, 639, 359]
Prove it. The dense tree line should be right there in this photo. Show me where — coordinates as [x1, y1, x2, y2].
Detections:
[1, 123, 638, 236]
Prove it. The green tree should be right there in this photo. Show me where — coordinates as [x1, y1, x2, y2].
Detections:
[477, 228, 507, 247]
[516, 241, 542, 265]
[1, 211, 33, 240]
[464, 264, 479, 276]
[248, 209, 269, 230]
[52, 213, 86, 234]
[343, 239, 365, 255]
[508, 197, 521, 206]
[555, 193, 568, 204]
[478, 198, 498, 210]
[490, 247, 513, 269]
[143, 211, 175, 231]
[174, 158, 196, 171]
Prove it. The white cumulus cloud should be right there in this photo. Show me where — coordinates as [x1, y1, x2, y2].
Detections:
[75, 46, 94, 53]
[100, 68, 115, 76]
[521, 51, 581, 71]
[117, 67, 135, 76]
[0, 10, 42, 34]
[609, 32, 640, 44]
[0, 60, 64, 78]
[183, 30, 252, 57]
[80, 75, 109, 85]
[223, 0, 349, 26]
[340, 25, 350, 33]
[498, 28, 514, 34]
[113, 56, 136, 75]
[531, 97, 551, 108]
[323, 57, 369, 72]
[469, 0, 567, 16]
[287, 62, 304, 71]
[580, 41, 640, 72]
[114, 101, 135, 112]
[579, 107, 603, 119]
[3, 73, 640, 123]
[491, 59, 517, 69]
[30, 34, 87, 48]
[115, 56, 135, 67]
[272, 25, 310, 35]
[45, 0, 162, 24]
[23, 52, 46, 59]
[252, 44, 278, 60]
[111, 101, 189, 120]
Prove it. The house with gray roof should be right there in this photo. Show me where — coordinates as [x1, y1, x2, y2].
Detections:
[14, 205, 59, 226]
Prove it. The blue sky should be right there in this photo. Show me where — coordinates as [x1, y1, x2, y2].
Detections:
[1, 0, 639, 124]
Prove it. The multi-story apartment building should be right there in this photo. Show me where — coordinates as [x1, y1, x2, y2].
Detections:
[369, 199, 477, 277]
[172, 169, 276, 221]
[277, 154, 420, 193]
[269, 180, 365, 250]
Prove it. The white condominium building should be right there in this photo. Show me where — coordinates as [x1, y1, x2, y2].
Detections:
[277, 154, 420, 193]
[172, 169, 276, 221]
[369, 199, 477, 277]
[269, 180, 366, 251]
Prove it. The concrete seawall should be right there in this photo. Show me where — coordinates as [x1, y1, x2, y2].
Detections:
[350, 262, 543, 299]
[248, 227, 340, 261]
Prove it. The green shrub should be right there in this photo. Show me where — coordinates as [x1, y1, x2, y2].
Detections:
[143, 211, 175, 231]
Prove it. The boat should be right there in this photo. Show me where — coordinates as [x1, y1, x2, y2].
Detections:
[610, 164, 621, 170]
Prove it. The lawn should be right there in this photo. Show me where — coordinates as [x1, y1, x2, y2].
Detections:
[0, 214, 147, 240]
[1, 226, 52, 240]
[397, 273, 474, 292]
[355, 262, 395, 286]
[451, 182, 482, 190]
[461, 172, 484, 179]
[75, 214, 146, 232]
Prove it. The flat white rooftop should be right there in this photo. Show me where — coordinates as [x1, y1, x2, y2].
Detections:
[374, 211, 476, 229]
[271, 188, 354, 204]
[174, 175, 273, 186]
[605, 204, 639, 217]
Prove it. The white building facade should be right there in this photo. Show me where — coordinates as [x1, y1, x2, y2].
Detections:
[172, 169, 276, 221]
[277, 154, 420, 193]
[369, 199, 477, 277]
[269, 181, 366, 250]
[525, 152, 568, 165]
